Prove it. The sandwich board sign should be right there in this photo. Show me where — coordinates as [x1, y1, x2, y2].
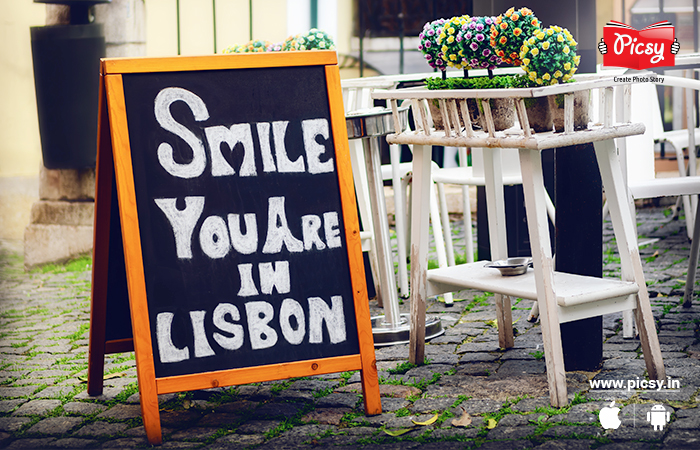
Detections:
[87, 51, 381, 445]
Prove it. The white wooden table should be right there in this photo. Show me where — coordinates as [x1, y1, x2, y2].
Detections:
[372, 76, 666, 407]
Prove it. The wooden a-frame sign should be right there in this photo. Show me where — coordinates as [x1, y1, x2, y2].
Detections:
[87, 51, 381, 445]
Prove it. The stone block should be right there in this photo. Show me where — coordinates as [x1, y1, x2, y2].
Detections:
[39, 167, 95, 201]
[29, 201, 94, 226]
[24, 224, 93, 269]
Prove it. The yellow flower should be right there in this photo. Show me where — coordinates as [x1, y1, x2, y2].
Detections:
[542, 41, 550, 50]
[554, 70, 563, 78]
[574, 55, 581, 64]
[506, 7, 515, 15]
[563, 74, 571, 81]
[536, 32, 545, 40]
[546, 28, 554, 36]
[447, 36, 455, 44]
[550, 79, 558, 85]
[529, 71, 537, 80]
[564, 62, 571, 71]
[543, 73, 551, 80]
[528, 37, 535, 45]
[557, 34, 564, 43]
[570, 39, 578, 46]
[450, 54, 457, 61]
[536, 78, 543, 85]
[442, 45, 448, 53]
[448, 27, 455, 34]
[521, 45, 529, 54]
[563, 45, 570, 54]
[522, 58, 530, 66]
[439, 32, 446, 40]
[531, 47, 539, 56]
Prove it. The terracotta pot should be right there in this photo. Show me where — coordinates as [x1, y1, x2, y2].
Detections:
[523, 96, 552, 132]
[548, 90, 590, 132]
[477, 98, 515, 131]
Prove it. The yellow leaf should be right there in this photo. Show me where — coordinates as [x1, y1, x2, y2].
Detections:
[451, 408, 472, 427]
[487, 418, 497, 429]
[383, 428, 413, 436]
[412, 414, 438, 426]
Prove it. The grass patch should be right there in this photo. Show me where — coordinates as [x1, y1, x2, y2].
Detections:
[30, 255, 92, 274]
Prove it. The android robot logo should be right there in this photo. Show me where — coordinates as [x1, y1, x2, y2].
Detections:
[646, 404, 671, 431]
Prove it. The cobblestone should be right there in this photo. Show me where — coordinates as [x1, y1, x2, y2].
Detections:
[0, 207, 698, 448]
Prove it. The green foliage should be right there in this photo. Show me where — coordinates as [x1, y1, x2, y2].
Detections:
[426, 74, 521, 90]
[31, 255, 92, 274]
[529, 350, 544, 360]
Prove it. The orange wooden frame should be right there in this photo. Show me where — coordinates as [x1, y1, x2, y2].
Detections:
[88, 51, 380, 445]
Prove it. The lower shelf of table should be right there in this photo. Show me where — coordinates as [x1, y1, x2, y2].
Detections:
[427, 262, 640, 323]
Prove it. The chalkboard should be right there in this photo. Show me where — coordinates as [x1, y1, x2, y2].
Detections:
[88, 51, 380, 445]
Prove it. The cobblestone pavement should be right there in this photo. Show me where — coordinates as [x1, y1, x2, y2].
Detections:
[0, 207, 699, 449]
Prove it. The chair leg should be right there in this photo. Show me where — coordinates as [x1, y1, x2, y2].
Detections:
[390, 144, 410, 298]
[462, 185, 475, 263]
[683, 191, 700, 307]
[436, 181, 456, 266]
[429, 180, 453, 306]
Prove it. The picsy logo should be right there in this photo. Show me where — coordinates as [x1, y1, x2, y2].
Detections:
[598, 20, 680, 69]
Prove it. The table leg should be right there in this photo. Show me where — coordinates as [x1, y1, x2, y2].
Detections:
[518, 147, 568, 407]
[363, 136, 401, 327]
[409, 144, 433, 364]
[592, 139, 665, 381]
[482, 147, 514, 349]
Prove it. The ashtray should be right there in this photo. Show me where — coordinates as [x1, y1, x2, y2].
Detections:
[485, 257, 532, 276]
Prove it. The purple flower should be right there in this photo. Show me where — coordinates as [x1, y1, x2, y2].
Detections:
[470, 58, 479, 66]
[469, 22, 476, 30]
[419, 33, 425, 39]
[470, 42, 478, 51]
[485, 17, 493, 25]
[418, 44, 423, 51]
[425, 41, 431, 48]
[476, 23, 484, 31]
[476, 33, 484, 42]
[436, 59, 444, 66]
[465, 32, 472, 39]
[425, 54, 432, 60]
[462, 24, 468, 31]
[489, 55, 498, 62]
[456, 35, 462, 42]
[482, 48, 491, 57]
[481, 61, 489, 68]
[427, 29, 434, 36]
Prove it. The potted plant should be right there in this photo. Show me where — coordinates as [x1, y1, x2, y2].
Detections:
[519, 25, 584, 131]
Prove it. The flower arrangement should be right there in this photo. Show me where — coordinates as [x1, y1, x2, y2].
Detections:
[436, 15, 471, 69]
[418, 19, 448, 71]
[461, 15, 501, 70]
[519, 25, 580, 85]
[489, 7, 542, 66]
[222, 40, 271, 53]
[282, 28, 335, 51]
[223, 29, 334, 54]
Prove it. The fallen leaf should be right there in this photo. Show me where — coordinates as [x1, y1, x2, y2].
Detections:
[383, 428, 413, 436]
[412, 413, 438, 426]
[451, 407, 472, 427]
[486, 418, 497, 429]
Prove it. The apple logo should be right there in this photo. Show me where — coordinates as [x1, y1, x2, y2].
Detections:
[599, 400, 622, 430]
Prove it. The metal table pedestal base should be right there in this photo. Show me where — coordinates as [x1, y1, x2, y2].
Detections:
[371, 313, 444, 347]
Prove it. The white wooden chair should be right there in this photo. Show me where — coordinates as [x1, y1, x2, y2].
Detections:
[342, 80, 453, 305]
[607, 74, 700, 336]
[432, 146, 556, 265]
